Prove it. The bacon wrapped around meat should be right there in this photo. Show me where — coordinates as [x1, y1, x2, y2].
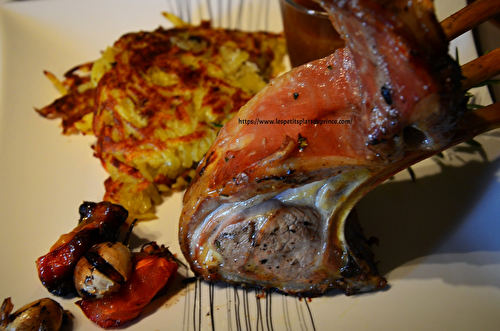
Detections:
[179, 0, 472, 296]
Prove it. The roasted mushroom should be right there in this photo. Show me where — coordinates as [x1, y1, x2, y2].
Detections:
[36, 201, 128, 296]
[0, 297, 69, 331]
[74, 220, 137, 300]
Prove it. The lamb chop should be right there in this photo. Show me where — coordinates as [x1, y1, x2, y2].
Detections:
[179, 0, 500, 296]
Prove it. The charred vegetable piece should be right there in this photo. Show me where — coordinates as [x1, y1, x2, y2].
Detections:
[76, 242, 178, 329]
[36, 201, 128, 296]
[74, 241, 133, 300]
[0, 297, 69, 331]
[74, 220, 137, 299]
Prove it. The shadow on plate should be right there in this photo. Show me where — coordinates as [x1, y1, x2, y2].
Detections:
[357, 148, 500, 288]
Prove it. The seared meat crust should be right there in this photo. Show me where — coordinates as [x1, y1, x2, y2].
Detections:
[179, 0, 465, 296]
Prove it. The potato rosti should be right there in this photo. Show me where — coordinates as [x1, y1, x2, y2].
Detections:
[37, 16, 286, 219]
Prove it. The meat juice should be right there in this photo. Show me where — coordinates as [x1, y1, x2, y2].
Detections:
[279, 0, 344, 67]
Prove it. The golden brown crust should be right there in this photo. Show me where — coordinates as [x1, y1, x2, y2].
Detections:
[36, 21, 286, 218]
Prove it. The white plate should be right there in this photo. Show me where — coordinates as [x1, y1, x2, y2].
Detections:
[1, 0, 499, 330]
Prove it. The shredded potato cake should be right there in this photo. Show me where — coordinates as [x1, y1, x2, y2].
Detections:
[36, 15, 286, 219]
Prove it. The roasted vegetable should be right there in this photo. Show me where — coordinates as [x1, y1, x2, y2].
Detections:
[0, 297, 69, 331]
[74, 241, 133, 300]
[76, 242, 178, 328]
[74, 220, 137, 299]
[36, 201, 128, 296]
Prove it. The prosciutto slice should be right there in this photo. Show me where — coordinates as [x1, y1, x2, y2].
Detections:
[179, 0, 466, 296]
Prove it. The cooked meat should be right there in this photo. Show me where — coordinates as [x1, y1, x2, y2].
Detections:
[179, 0, 467, 296]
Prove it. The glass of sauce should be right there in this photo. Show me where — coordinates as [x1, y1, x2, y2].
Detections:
[279, 0, 344, 67]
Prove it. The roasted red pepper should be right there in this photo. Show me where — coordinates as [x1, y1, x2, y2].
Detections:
[36, 201, 128, 296]
[76, 242, 178, 328]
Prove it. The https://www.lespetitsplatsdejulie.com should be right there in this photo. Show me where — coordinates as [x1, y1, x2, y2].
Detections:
[237, 117, 353, 126]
